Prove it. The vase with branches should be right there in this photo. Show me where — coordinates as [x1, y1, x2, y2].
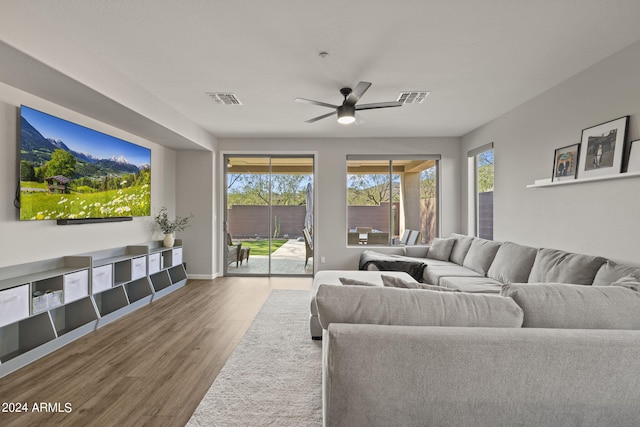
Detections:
[154, 207, 193, 247]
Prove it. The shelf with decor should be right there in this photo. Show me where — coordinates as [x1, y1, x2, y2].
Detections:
[0, 241, 188, 378]
[527, 171, 640, 188]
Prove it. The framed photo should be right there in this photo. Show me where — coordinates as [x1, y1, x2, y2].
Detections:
[626, 139, 640, 173]
[577, 116, 629, 179]
[552, 143, 580, 182]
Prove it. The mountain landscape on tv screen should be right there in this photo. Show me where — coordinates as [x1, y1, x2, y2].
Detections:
[19, 109, 151, 221]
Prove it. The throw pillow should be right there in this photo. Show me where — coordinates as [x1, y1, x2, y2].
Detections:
[339, 277, 377, 287]
[316, 284, 523, 329]
[426, 238, 454, 261]
[381, 274, 460, 291]
[501, 283, 640, 329]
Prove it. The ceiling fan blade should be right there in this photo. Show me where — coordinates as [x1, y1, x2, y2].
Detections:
[305, 110, 337, 123]
[294, 97, 338, 109]
[346, 81, 372, 104]
[355, 101, 403, 111]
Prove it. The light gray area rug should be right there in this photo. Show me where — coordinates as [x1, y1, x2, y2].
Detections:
[187, 290, 322, 426]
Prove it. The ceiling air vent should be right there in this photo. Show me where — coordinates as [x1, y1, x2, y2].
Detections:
[396, 91, 430, 104]
[205, 92, 242, 105]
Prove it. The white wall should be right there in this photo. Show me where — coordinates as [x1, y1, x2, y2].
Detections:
[218, 137, 461, 272]
[461, 40, 640, 264]
[176, 150, 216, 278]
[0, 82, 177, 268]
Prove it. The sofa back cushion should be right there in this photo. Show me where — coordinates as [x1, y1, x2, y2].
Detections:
[449, 233, 474, 265]
[527, 248, 606, 285]
[462, 238, 501, 276]
[426, 238, 454, 261]
[501, 283, 640, 329]
[315, 284, 523, 329]
[592, 260, 640, 286]
[487, 241, 538, 284]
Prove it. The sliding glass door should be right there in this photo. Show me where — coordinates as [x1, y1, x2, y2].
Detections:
[224, 155, 314, 276]
[346, 155, 440, 246]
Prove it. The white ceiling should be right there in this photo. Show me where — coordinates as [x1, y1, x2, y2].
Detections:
[4, 0, 640, 144]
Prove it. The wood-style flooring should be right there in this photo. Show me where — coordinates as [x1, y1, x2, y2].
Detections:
[0, 276, 313, 427]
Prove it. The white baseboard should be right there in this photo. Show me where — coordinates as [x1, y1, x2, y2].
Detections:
[187, 272, 222, 280]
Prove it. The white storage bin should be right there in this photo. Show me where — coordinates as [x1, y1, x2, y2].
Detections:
[131, 256, 147, 281]
[92, 264, 113, 294]
[0, 284, 30, 327]
[148, 253, 161, 275]
[32, 290, 64, 314]
[64, 270, 89, 303]
[172, 248, 183, 267]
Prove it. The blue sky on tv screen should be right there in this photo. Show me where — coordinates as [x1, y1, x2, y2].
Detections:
[21, 106, 151, 167]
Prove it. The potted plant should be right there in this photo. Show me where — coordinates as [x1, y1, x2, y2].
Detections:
[154, 207, 193, 247]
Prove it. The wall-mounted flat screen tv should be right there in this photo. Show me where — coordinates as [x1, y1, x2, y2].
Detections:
[19, 105, 151, 221]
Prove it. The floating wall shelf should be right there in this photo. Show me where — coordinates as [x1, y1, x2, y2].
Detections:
[527, 171, 640, 188]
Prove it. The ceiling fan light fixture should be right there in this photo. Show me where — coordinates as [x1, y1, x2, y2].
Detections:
[337, 105, 356, 124]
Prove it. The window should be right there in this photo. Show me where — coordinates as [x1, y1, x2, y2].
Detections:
[346, 155, 440, 246]
[468, 144, 494, 240]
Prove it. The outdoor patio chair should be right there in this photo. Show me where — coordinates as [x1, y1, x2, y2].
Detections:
[367, 232, 389, 245]
[347, 232, 360, 245]
[239, 247, 250, 265]
[399, 229, 411, 245]
[406, 230, 421, 245]
[303, 228, 313, 267]
[227, 232, 242, 267]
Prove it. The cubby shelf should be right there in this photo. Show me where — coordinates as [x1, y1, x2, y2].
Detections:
[0, 240, 187, 378]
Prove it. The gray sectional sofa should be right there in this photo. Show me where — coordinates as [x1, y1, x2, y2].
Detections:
[311, 234, 640, 426]
[396, 233, 637, 292]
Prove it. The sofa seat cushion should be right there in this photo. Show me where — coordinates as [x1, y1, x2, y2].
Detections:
[310, 270, 416, 315]
[439, 276, 503, 293]
[424, 264, 482, 286]
[592, 260, 640, 286]
[401, 257, 452, 267]
[487, 241, 538, 284]
[462, 238, 502, 276]
[316, 284, 523, 329]
[527, 248, 606, 285]
[501, 283, 640, 329]
[381, 274, 460, 292]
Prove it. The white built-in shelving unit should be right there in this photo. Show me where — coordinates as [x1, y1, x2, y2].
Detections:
[0, 240, 187, 378]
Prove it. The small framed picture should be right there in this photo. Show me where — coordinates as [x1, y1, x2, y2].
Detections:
[578, 116, 629, 179]
[626, 139, 640, 173]
[552, 143, 580, 182]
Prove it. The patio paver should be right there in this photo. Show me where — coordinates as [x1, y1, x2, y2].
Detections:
[228, 239, 313, 275]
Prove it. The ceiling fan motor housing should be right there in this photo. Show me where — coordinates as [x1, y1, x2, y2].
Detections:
[337, 104, 356, 124]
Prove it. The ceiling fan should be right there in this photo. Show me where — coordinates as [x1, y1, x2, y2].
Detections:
[294, 81, 402, 124]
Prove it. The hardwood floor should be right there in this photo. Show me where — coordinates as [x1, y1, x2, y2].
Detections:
[0, 276, 313, 427]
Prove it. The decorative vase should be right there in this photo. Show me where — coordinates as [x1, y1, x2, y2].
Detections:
[163, 233, 175, 248]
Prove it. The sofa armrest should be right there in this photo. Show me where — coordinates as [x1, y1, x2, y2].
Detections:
[402, 245, 429, 258]
[323, 324, 640, 427]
